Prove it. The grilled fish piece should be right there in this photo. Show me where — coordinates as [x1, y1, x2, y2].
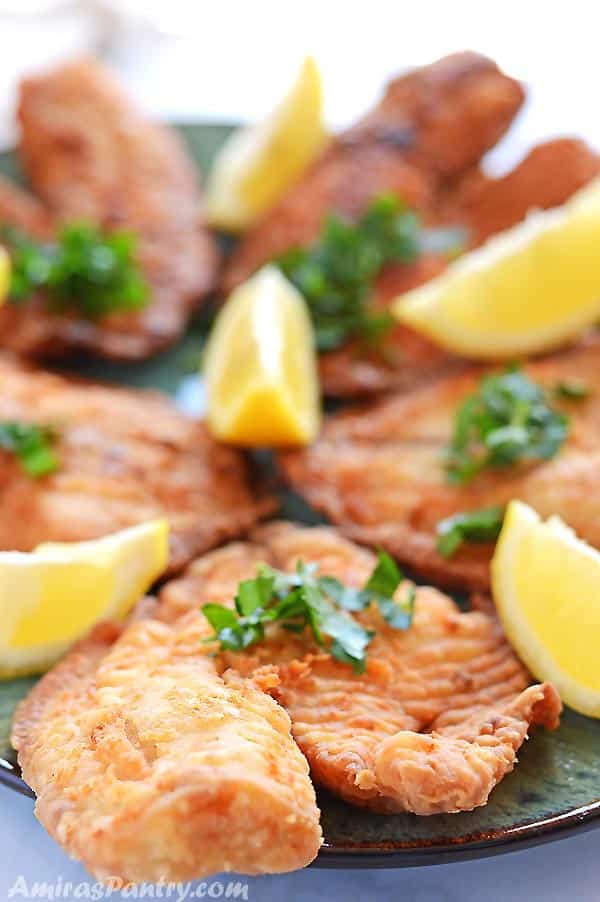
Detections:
[12, 613, 321, 882]
[0, 57, 218, 360]
[0, 355, 272, 573]
[158, 523, 561, 815]
[281, 337, 600, 591]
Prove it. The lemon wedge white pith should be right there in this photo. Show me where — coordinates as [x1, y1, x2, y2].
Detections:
[394, 176, 600, 359]
[204, 265, 321, 446]
[0, 519, 169, 679]
[205, 56, 327, 231]
[492, 500, 600, 717]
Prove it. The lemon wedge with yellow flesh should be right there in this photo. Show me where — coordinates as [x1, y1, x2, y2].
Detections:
[205, 57, 327, 231]
[0, 246, 10, 306]
[204, 265, 320, 446]
[0, 519, 169, 679]
[492, 500, 600, 717]
[394, 176, 600, 359]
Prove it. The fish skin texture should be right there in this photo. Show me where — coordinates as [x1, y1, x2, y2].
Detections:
[158, 522, 561, 815]
[0, 355, 273, 573]
[0, 57, 218, 360]
[12, 614, 322, 882]
[280, 337, 600, 591]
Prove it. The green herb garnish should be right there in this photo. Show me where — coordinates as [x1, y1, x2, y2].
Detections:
[3, 223, 149, 319]
[202, 550, 414, 674]
[446, 368, 569, 485]
[553, 380, 590, 401]
[276, 195, 421, 351]
[436, 505, 505, 558]
[0, 422, 58, 477]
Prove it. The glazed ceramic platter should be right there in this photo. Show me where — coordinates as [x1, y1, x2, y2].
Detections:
[0, 125, 599, 868]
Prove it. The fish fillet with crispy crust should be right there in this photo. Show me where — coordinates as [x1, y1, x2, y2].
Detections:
[318, 137, 600, 397]
[0, 57, 218, 360]
[223, 52, 524, 294]
[0, 355, 272, 572]
[281, 337, 600, 591]
[12, 614, 322, 882]
[158, 523, 561, 815]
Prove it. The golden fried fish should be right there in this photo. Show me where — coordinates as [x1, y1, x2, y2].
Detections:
[158, 523, 561, 815]
[281, 338, 600, 591]
[223, 52, 524, 295]
[0, 355, 272, 572]
[0, 57, 218, 360]
[12, 614, 322, 882]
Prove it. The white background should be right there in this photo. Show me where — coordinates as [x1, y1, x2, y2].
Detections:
[0, 2, 599, 899]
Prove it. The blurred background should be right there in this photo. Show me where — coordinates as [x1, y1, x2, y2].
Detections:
[0, 0, 596, 173]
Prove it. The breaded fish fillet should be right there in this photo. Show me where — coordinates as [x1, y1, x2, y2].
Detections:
[0, 57, 218, 360]
[223, 52, 524, 295]
[439, 137, 600, 245]
[0, 176, 51, 239]
[12, 614, 322, 882]
[318, 138, 600, 397]
[158, 523, 561, 815]
[281, 337, 600, 591]
[0, 356, 272, 572]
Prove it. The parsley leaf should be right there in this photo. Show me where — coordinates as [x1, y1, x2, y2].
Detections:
[276, 195, 421, 351]
[202, 550, 414, 674]
[436, 505, 505, 558]
[0, 421, 58, 477]
[3, 222, 149, 319]
[445, 368, 569, 485]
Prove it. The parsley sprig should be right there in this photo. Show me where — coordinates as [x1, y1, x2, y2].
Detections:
[0, 421, 58, 477]
[446, 368, 569, 485]
[3, 223, 149, 319]
[202, 550, 415, 674]
[436, 505, 505, 558]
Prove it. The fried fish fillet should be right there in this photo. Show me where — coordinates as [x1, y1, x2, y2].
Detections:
[318, 138, 600, 397]
[12, 613, 322, 882]
[158, 523, 561, 815]
[281, 337, 600, 591]
[0, 57, 218, 360]
[0, 355, 272, 572]
[223, 52, 524, 295]
[439, 137, 600, 245]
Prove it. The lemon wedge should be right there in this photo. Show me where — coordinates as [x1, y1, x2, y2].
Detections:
[0, 246, 10, 306]
[204, 265, 320, 446]
[205, 57, 327, 231]
[394, 177, 600, 359]
[492, 500, 600, 717]
[0, 519, 169, 679]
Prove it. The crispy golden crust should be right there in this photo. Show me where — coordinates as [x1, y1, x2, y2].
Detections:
[439, 138, 600, 245]
[158, 523, 561, 815]
[2, 57, 218, 360]
[0, 175, 52, 239]
[0, 355, 272, 572]
[318, 139, 600, 398]
[281, 338, 600, 591]
[223, 52, 523, 296]
[12, 614, 322, 882]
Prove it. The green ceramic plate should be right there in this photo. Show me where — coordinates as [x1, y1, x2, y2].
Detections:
[0, 125, 599, 868]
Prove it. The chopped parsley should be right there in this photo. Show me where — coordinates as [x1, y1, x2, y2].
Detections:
[276, 195, 421, 351]
[3, 223, 149, 319]
[202, 550, 414, 674]
[445, 368, 569, 485]
[0, 422, 58, 477]
[436, 505, 505, 558]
